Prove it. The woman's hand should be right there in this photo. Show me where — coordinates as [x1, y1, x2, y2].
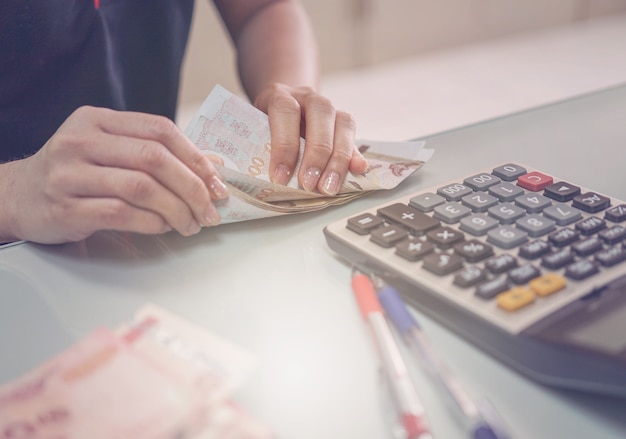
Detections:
[1, 106, 228, 244]
[254, 83, 368, 195]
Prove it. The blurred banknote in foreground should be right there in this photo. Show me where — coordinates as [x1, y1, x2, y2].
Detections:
[184, 85, 434, 223]
[0, 305, 272, 439]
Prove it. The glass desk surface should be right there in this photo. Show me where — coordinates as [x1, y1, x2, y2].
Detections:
[2, 84, 626, 438]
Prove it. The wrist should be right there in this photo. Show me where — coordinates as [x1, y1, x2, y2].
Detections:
[0, 159, 27, 243]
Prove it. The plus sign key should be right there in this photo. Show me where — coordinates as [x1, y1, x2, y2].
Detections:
[377, 203, 440, 235]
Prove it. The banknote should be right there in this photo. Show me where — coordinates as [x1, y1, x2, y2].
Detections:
[184, 85, 434, 224]
[0, 305, 265, 439]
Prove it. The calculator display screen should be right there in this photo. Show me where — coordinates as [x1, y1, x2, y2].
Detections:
[567, 305, 626, 354]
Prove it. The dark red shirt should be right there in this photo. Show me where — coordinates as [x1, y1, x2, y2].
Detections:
[0, 0, 195, 162]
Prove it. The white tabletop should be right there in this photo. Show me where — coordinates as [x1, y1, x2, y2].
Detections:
[2, 84, 626, 438]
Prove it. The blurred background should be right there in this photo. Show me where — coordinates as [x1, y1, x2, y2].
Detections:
[177, 0, 626, 140]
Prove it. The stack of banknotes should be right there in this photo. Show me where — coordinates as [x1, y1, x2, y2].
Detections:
[184, 85, 434, 224]
[0, 305, 272, 439]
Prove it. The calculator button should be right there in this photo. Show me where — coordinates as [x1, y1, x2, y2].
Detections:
[370, 225, 408, 248]
[422, 252, 463, 276]
[463, 173, 501, 191]
[433, 202, 472, 224]
[461, 192, 499, 212]
[396, 238, 435, 261]
[595, 245, 626, 267]
[488, 182, 524, 202]
[599, 225, 626, 245]
[347, 213, 384, 235]
[565, 260, 599, 281]
[475, 275, 510, 299]
[542, 203, 582, 226]
[485, 254, 518, 274]
[543, 182, 581, 202]
[509, 264, 541, 285]
[605, 204, 626, 222]
[492, 164, 527, 181]
[487, 226, 528, 249]
[453, 266, 487, 288]
[515, 214, 556, 237]
[519, 239, 551, 259]
[377, 203, 440, 235]
[497, 287, 535, 312]
[572, 192, 611, 213]
[459, 214, 499, 236]
[488, 203, 526, 224]
[529, 273, 566, 297]
[517, 171, 554, 191]
[548, 228, 579, 247]
[575, 216, 606, 236]
[571, 237, 603, 257]
[514, 193, 552, 213]
[437, 183, 473, 201]
[453, 240, 494, 263]
[426, 227, 465, 249]
[409, 193, 446, 212]
[542, 248, 575, 270]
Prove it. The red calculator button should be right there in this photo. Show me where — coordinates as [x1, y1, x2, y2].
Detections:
[518, 172, 553, 191]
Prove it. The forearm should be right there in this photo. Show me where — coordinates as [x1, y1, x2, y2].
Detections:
[216, 0, 320, 101]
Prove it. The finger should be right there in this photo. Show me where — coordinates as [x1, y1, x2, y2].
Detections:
[349, 146, 369, 175]
[92, 108, 228, 203]
[66, 164, 211, 236]
[296, 93, 336, 192]
[85, 132, 221, 228]
[265, 91, 303, 185]
[316, 111, 357, 196]
[67, 197, 172, 238]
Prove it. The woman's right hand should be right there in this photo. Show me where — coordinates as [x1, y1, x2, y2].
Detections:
[0, 106, 228, 244]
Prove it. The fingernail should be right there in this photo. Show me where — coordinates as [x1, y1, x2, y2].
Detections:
[209, 175, 229, 200]
[187, 219, 202, 235]
[273, 164, 292, 185]
[204, 203, 221, 227]
[321, 171, 341, 195]
[303, 167, 321, 191]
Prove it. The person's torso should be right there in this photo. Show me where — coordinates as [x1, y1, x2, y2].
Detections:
[0, 0, 195, 162]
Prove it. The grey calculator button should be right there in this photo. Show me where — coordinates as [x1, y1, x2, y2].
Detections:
[433, 202, 471, 224]
[519, 239, 551, 260]
[548, 227, 579, 247]
[606, 204, 626, 222]
[599, 225, 626, 245]
[543, 182, 581, 202]
[409, 192, 446, 212]
[485, 253, 518, 274]
[596, 245, 626, 267]
[370, 225, 408, 248]
[492, 164, 527, 181]
[454, 240, 494, 263]
[463, 173, 501, 191]
[509, 263, 541, 284]
[426, 226, 465, 249]
[475, 275, 510, 299]
[515, 214, 556, 237]
[487, 226, 528, 249]
[572, 237, 603, 257]
[515, 193, 552, 213]
[437, 183, 473, 201]
[461, 191, 499, 212]
[543, 203, 582, 226]
[488, 182, 524, 202]
[542, 248, 575, 269]
[459, 214, 499, 236]
[575, 216, 606, 236]
[396, 238, 435, 261]
[573, 192, 611, 213]
[565, 260, 599, 280]
[454, 266, 487, 288]
[377, 203, 440, 235]
[488, 202, 526, 224]
[347, 213, 384, 235]
[422, 252, 464, 276]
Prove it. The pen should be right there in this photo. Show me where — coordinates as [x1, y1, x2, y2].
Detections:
[351, 268, 431, 439]
[373, 275, 511, 439]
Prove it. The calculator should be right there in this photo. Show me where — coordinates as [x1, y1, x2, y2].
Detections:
[324, 163, 626, 397]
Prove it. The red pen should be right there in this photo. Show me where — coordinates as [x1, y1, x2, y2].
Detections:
[351, 268, 432, 439]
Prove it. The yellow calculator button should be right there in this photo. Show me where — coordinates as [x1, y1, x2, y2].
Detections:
[497, 287, 536, 312]
[529, 273, 567, 297]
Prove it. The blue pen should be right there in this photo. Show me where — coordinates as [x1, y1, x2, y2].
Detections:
[373, 275, 511, 439]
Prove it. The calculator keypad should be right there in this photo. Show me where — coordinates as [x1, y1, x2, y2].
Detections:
[334, 163, 626, 332]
